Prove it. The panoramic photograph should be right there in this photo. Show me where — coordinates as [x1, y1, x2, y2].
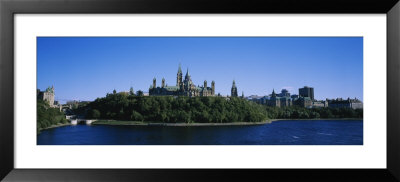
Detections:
[36, 37, 363, 145]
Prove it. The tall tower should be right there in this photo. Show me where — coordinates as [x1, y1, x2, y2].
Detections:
[176, 63, 183, 87]
[231, 80, 238, 97]
[204, 80, 207, 88]
[272, 89, 276, 98]
[43, 85, 55, 107]
[184, 68, 192, 91]
[299, 86, 314, 100]
[162, 78, 165, 88]
[185, 68, 190, 81]
[211, 81, 215, 95]
[153, 78, 156, 89]
[130, 87, 134, 95]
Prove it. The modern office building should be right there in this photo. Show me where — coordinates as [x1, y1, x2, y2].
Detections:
[299, 86, 314, 100]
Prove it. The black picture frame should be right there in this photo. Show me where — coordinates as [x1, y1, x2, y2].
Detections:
[1, 0, 399, 181]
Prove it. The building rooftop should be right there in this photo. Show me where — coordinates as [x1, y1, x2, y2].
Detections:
[165, 86, 179, 91]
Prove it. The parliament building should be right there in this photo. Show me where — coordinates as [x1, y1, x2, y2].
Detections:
[149, 64, 215, 97]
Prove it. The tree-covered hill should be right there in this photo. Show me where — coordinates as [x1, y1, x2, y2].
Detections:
[85, 93, 268, 123]
[37, 100, 68, 133]
[82, 93, 362, 124]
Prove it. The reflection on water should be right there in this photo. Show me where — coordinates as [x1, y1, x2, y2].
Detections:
[37, 120, 363, 145]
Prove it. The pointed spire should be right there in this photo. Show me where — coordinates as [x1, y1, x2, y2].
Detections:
[272, 89, 276, 97]
[185, 68, 190, 77]
[232, 80, 236, 88]
[178, 63, 182, 73]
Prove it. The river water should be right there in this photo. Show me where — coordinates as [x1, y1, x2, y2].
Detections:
[37, 120, 363, 145]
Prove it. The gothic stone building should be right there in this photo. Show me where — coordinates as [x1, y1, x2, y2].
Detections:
[327, 98, 363, 109]
[293, 96, 313, 108]
[149, 65, 215, 97]
[267, 89, 293, 107]
[37, 86, 56, 107]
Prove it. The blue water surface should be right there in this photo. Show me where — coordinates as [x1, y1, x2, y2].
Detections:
[37, 120, 363, 145]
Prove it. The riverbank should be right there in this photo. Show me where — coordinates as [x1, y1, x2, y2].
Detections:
[269, 118, 363, 122]
[38, 122, 71, 134]
[41, 122, 71, 130]
[92, 120, 270, 126]
[91, 118, 362, 127]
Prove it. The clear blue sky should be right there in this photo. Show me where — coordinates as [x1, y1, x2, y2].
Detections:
[37, 37, 363, 103]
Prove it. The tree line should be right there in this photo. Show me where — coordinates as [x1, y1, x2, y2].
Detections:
[264, 106, 363, 119]
[80, 92, 363, 123]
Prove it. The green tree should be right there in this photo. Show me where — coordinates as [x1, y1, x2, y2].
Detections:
[136, 90, 144, 97]
[89, 109, 101, 119]
[131, 110, 144, 121]
[37, 100, 67, 134]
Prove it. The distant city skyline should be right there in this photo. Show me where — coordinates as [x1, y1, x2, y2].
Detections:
[37, 37, 363, 104]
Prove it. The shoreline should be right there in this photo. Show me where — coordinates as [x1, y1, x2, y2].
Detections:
[92, 118, 362, 127]
[269, 118, 363, 122]
[38, 122, 71, 132]
[92, 120, 270, 126]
